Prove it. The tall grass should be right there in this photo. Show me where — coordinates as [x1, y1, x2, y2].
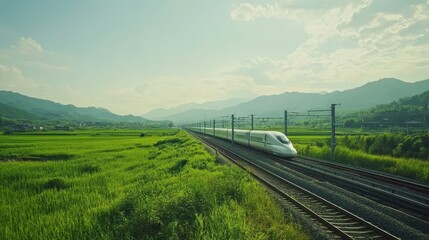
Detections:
[0, 130, 307, 239]
[295, 144, 429, 184]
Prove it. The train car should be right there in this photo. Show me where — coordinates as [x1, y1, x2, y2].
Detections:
[190, 127, 297, 158]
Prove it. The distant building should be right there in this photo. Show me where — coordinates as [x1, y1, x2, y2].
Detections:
[54, 125, 72, 131]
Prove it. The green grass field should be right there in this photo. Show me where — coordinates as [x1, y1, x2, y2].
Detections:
[0, 129, 306, 240]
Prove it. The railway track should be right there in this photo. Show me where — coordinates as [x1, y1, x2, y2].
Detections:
[269, 155, 429, 221]
[296, 155, 429, 196]
[189, 131, 399, 240]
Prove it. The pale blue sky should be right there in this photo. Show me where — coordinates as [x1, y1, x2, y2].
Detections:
[1, 0, 429, 115]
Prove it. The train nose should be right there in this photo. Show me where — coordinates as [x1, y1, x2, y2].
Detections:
[288, 144, 297, 155]
[291, 145, 297, 154]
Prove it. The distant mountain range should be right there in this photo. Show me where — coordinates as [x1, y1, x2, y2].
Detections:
[2, 78, 428, 126]
[0, 91, 167, 125]
[151, 78, 429, 124]
[142, 98, 248, 120]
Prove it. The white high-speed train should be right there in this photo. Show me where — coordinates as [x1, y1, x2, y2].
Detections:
[191, 127, 297, 158]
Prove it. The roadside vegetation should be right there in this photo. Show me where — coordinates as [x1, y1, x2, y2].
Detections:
[0, 129, 306, 240]
[289, 129, 429, 184]
[337, 133, 429, 160]
[294, 144, 429, 184]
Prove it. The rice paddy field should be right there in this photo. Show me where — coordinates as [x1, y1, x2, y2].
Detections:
[0, 129, 307, 240]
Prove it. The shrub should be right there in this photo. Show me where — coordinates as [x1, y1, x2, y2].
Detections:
[42, 178, 69, 190]
[337, 133, 429, 161]
[154, 138, 186, 147]
[80, 164, 101, 174]
[3, 129, 14, 135]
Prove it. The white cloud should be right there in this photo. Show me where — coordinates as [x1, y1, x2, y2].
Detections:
[0, 64, 34, 89]
[24, 61, 71, 72]
[227, 57, 283, 85]
[0, 63, 90, 108]
[230, 3, 290, 21]
[230, 1, 374, 64]
[228, 1, 429, 92]
[357, 13, 403, 33]
[12, 37, 43, 54]
[355, 4, 429, 49]
[1, 37, 72, 76]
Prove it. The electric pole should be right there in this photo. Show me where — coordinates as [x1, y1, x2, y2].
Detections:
[203, 121, 206, 134]
[231, 114, 235, 145]
[424, 100, 428, 128]
[331, 104, 338, 160]
[284, 110, 288, 135]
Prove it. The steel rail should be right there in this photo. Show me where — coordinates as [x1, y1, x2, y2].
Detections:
[272, 155, 429, 221]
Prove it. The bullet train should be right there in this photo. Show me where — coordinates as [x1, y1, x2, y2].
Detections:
[191, 127, 297, 158]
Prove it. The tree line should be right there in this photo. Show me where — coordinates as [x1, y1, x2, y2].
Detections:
[338, 133, 429, 161]
[343, 90, 429, 128]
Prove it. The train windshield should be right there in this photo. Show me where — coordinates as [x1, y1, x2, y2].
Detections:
[276, 135, 290, 144]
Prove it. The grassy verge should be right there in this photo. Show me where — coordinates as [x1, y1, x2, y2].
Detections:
[0, 129, 307, 239]
[295, 144, 429, 184]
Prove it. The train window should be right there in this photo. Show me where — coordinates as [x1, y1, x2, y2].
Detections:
[276, 135, 290, 144]
[250, 136, 262, 142]
[236, 134, 244, 139]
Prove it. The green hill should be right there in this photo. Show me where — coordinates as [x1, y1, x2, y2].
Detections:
[0, 103, 41, 120]
[345, 90, 429, 127]
[0, 91, 171, 128]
